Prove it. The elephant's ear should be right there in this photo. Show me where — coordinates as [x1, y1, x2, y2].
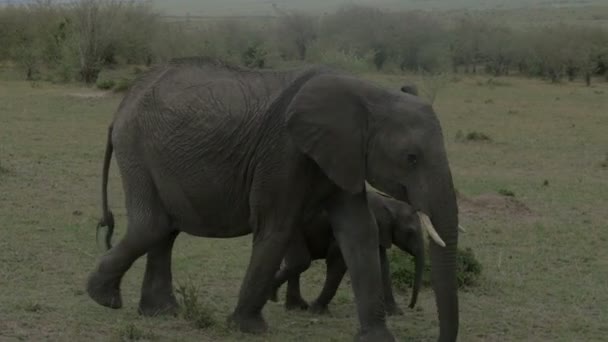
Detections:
[367, 190, 394, 249]
[378, 202, 395, 249]
[286, 74, 368, 194]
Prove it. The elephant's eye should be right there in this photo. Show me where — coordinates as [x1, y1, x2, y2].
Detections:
[407, 154, 418, 166]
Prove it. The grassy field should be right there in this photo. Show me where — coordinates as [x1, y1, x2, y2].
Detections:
[1, 65, 607, 341]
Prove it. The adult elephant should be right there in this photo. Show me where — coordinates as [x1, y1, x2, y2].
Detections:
[87, 57, 460, 342]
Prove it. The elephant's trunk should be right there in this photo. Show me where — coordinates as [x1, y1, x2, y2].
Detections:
[428, 174, 459, 342]
[408, 238, 425, 309]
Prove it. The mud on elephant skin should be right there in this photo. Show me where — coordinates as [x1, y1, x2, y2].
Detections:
[270, 188, 428, 316]
[87, 57, 460, 342]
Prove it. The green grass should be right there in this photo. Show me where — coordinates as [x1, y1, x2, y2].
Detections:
[1, 65, 607, 341]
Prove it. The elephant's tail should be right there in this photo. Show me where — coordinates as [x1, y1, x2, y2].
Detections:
[96, 123, 115, 251]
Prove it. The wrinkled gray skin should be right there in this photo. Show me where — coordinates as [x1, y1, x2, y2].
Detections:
[88, 57, 459, 342]
[269, 190, 425, 317]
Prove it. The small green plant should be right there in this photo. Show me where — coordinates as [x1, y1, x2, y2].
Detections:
[0, 162, 9, 175]
[96, 79, 115, 90]
[456, 247, 483, 287]
[455, 130, 492, 142]
[466, 131, 492, 141]
[498, 188, 515, 197]
[175, 279, 216, 329]
[133, 66, 145, 75]
[23, 302, 43, 313]
[114, 78, 133, 93]
[117, 323, 156, 341]
[389, 246, 483, 291]
[599, 153, 608, 169]
[242, 42, 268, 69]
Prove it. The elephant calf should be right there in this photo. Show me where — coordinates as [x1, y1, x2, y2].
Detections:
[270, 189, 425, 316]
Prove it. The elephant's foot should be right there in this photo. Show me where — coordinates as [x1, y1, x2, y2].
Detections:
[86, 271, 122, 309]
[227, 311, 268, 334]
[385, 303, 404, 316]
[138, 293, 179, 317]
[308, 301, 330, 315]
[285, 296, 309, 311]
[355, 326, 395, 342]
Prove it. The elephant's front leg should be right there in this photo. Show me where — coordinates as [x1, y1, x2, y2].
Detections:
[228, 214, 293, 334]
[379, 247, 403, 316]
[138, 230, 180, 316]
[327, 192, 394, 342]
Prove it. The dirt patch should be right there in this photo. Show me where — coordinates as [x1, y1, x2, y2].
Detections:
[457, 191, 533, 219]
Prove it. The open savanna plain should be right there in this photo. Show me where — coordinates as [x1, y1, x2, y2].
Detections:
[0, 66, 607, 341]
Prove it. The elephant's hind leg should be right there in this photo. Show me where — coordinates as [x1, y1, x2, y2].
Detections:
[269, 233, 311, 311]
[87, 165, 173, 310]
[138, 230, 180, 316]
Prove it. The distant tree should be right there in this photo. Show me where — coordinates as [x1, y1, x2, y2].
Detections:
[272, 4, 317, 61]
[70, 0, 154, 83]
[449, 15, 485, 74]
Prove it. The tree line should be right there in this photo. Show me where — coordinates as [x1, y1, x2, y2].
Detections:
[1, 1, 607, 85]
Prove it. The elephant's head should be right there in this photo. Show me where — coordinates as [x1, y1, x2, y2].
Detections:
[369, 189, 426, 309]
[286, 72, 459, 341]
[390, 199, 425, 309]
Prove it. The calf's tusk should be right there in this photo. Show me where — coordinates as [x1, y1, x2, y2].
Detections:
[417, 211, 446, 247]
[458, 225, 466, 233]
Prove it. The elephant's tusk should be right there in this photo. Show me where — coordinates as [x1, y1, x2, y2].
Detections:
[458, 225, 466, 233]
[417, 211, 446, 247]
[364, 181, 391, 198]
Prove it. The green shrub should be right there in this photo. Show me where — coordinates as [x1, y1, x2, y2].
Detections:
[389, 246, 482, 291]
[599, 153, 608, 169]
[0, 162, 9, 174]
[117, 323, 156, 341]
[456, 130, 492, 142]
[498, 188, 515, 197]
[456, 247, 483, 287]
[175, 280, 216, 329]
[113, 78, 133, 93]
[242, 43, 268, 69]
[96, 79, 115, 90]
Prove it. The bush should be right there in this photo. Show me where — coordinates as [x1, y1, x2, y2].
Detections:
[175, 280, 216, 329]
[389, 246, 482, 291]
[117, 323, 156, 341]
[242, 42, 268, 69]
[113, 78, 132, 92]
[96, 79, 115, 90]
[0, 3, 606, 83]
[600, 153, 608, 169]
[498, 188, 515, 197]
[455, 130, 492, 142]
